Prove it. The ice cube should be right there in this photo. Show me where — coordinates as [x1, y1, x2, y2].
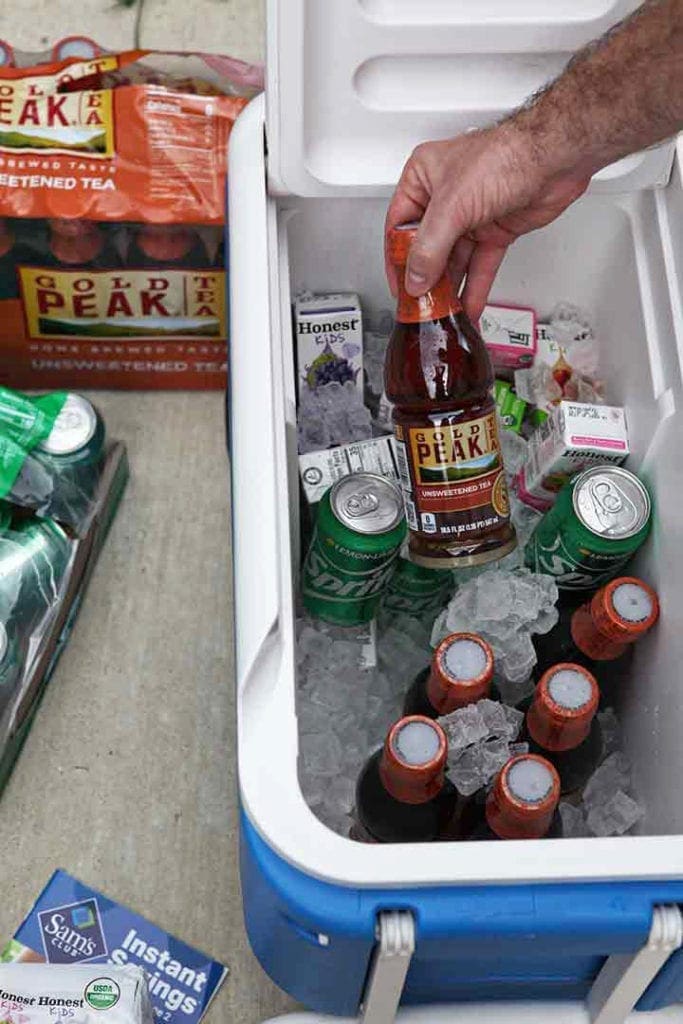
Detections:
[364, 330, 390, 396]
[302, 731, 344, 777]
[500, 429, 528, 479]
[326, 774, 357, 815]
[449, 736, 512, 796]
[477, 699, 523, 741]
[583, 752, 632, 809]
[493, 672, 536, 708]
[533, 605, 560, 636]
[480, 736, 512, 779]
[586, 790, 644, 837]
[559, 801, 590, 838]
[440, 703, 489, 752]
[549, 301, 594, 346]
[597, 708, 622, 757]
[499, 631, 537, 683]
[297, 381, 372, 453]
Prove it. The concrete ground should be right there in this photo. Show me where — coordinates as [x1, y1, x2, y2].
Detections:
[0, 4, 297, 1023]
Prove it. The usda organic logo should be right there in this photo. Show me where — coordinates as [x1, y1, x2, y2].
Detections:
[84, 977, 120, 1010]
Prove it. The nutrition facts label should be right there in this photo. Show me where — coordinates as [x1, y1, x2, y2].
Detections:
[143, 90, 228, 214]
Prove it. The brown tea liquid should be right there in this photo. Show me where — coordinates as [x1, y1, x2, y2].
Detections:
[385, 224, 516, 568]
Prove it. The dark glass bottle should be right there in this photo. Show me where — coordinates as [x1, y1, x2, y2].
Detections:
[403, 631, 493, 718]
[351, 716, 457, 843]
[384, 223, 516, 569]
[534, 577, 659, 705]
[519, 663, 602, 795]
[462, 754, 562, 840]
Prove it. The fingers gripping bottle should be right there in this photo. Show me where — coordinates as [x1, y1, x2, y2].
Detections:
[385, 223, 516, 568]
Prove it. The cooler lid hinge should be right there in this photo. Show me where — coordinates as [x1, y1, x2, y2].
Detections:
[588, 904, 683, 1024]
[359, 910, 415, 1024]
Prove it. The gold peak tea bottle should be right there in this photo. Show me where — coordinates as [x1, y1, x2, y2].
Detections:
[385, 224, 516, 568]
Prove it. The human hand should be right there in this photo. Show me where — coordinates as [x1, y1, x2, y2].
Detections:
[385, 125, 591, 321]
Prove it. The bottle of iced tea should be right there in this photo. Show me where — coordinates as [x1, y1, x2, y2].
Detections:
[385, 223, 516, 568]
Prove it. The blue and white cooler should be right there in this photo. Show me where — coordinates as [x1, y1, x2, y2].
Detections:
[228, 2, 683, 1023]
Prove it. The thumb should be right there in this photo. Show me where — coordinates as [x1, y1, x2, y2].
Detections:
[405, 195, 469, 296]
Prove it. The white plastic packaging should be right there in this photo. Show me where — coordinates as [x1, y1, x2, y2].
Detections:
[0, 964, 153, 1023]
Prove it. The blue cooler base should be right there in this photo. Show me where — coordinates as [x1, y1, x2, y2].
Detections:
[240, 811, 683, 1016]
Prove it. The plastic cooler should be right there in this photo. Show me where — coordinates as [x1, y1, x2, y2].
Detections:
[228, 2, 683, 1023]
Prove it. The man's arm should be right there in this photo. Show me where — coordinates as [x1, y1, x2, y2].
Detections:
[386, 0, 683, 317]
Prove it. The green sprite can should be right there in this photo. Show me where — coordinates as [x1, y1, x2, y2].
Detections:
[525, 465, 652, 591]
[302, 473, 406, 625]
[33, 394, 106, 524]
[382, 552, 453, 618]
[0, 517, 72, 629]
[0, 620, 23, 718]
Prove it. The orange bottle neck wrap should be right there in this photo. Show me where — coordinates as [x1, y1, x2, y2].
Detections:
[484, 755, 560, 839]
[396, 274, 461, 324]
[570, 602, 628, 662]
[485, 788, 556, 840]
[379, 717, 448, 805]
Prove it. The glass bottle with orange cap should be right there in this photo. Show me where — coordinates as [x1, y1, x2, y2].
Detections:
[350, 716, 458, 843]
[46, 218, 121, 270]
[533, 576, 659, 705]
[461, 753, 563, 840]
[518, 663, 602, 795]
[403, 632, 494, 719]
[126, 224, 207, 269]
[384, 222, 516, 570]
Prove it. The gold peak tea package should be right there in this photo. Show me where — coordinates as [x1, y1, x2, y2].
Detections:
[0, 46, 262, 388]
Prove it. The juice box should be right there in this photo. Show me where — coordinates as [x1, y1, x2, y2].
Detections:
[294, 293, 363, 395]
[479, 303, 537, 373]
[516, 401, 629, 511]
[299, 435, 398, 505]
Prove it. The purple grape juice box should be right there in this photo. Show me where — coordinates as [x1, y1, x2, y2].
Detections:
[294, 292, 363, 396]
[0, 870, 228, 1024]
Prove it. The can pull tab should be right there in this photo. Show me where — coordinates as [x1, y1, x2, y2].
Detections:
[345, 492, 380, 518]
[587, 478, 637, 533]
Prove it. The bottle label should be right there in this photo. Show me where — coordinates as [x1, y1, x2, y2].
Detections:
[394, 408, 510, 539]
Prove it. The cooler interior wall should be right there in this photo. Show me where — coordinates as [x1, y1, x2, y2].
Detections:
[280, 190, 683, 839]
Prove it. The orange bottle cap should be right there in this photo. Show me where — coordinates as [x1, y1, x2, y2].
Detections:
[527, 663, 599, 752]
[590, 577, 659, 644]
[387, 222, 420, 265]
[49, 219, 103, 265]
[427, 632, 494, 714]
[379, 715, 447, 805]
[0, 218, 14, 258]
[486, 754, 561, 839]
[137, 225, 197, 262]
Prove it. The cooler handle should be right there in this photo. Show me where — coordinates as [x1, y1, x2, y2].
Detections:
[357, 905, 682, 1024]
[588, 904, 683, 1024]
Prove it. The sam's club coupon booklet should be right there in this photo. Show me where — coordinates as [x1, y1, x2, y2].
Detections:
[1, 870, 228, 1024]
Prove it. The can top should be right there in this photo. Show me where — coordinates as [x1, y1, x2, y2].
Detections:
[330, 473, 404, 535]
[486, 753, 560, 839]
[572, 465, 651, 540]
[38, 393, 98, 455]
[387, 222, 420, 264]
[591, 576, 660, 643]
[379, 715, 447, 804]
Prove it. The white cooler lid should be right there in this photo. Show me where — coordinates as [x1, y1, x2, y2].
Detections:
[266, 0, 674, 196]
